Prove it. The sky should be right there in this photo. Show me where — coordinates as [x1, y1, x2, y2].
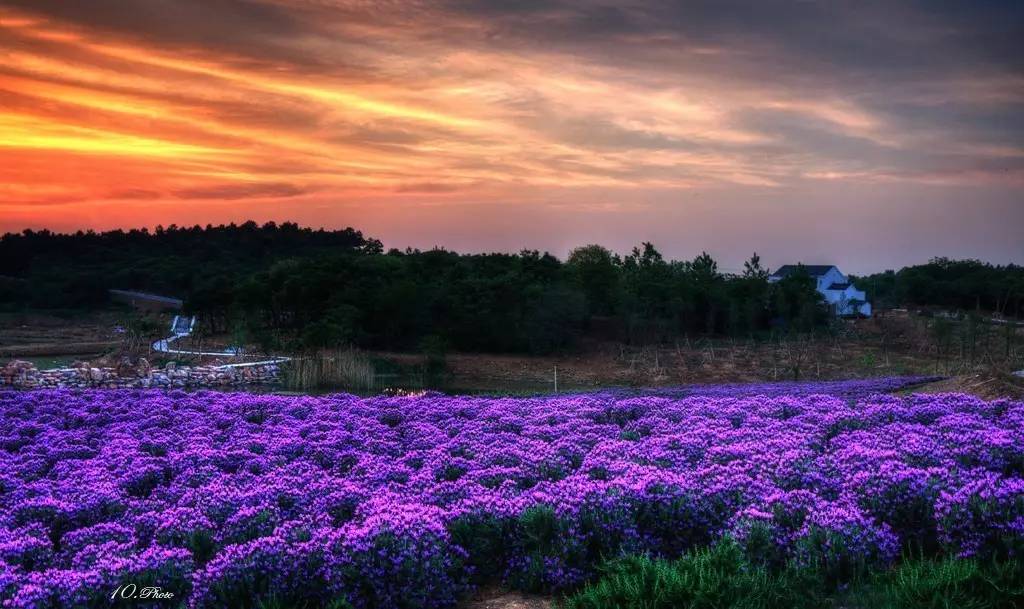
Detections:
[0, 0, 1021, 273]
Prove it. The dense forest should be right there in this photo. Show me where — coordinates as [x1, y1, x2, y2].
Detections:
[852, 259, 1024, 317]
[2, 222, 1020, 355]
[0, 222, 379, 308]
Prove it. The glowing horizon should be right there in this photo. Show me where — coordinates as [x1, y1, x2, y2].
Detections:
[1, 1, 1022, 273]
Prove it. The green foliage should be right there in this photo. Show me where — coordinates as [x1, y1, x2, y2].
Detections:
[334, 531, 467, 609]
[6, 222, 1020, 355]
[254, 597, 353, 609]
[221, 240, 828, 354]
[743, 253, 769, 281]
[772, 265, 828, 331]
[567, 245, 622, 316]
[524, 285, 587, 354]
[1, 222, 854, 353]
[282, 348, 376, 391]
[0, 221, 376, 310]
[793, 525, 879, 586]
[509, 503, 645, 593]
[511, 506, 564, 592]
[299, 306, 361, 350]
[854, 258, 1024, 316]
[447, 512, 516, 583]
[186, 529, 218, 565]
[868, 555, 1024, 609]
[561, 546, 1024, 609]
[563, 540, 830, 609]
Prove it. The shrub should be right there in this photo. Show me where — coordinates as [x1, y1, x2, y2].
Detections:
[563, 541, 829, 609]
[564, 549, 1024, 609]
[863, 555, 1024, 609]
[507, 500, 640, 592]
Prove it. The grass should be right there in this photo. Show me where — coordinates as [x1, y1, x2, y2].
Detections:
[878, 556, 1024, 609]
[282, 348, 375, 391]
[561, 541, 830, 609]
[560, 541, 1024, 609]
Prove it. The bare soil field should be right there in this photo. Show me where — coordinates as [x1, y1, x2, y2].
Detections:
[0, 310, 233, 366]
[2, 309, 1021, 399]
[376, 311, 1023, 398]
[0, 311, 128, 358]
[377, 317, 951, 388]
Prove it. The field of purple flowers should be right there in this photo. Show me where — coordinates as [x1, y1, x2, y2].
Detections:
[0, 377, 1021, 608]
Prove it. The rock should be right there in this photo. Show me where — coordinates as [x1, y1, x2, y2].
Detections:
[3, 360, 283, 390]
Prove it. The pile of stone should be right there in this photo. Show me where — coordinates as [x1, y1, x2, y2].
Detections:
[0, 359, 280, 390]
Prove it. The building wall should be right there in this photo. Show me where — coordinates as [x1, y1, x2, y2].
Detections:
[816, 267, 846, 291]
[824, 284, 871, 316]
[769, 266, 871, 317]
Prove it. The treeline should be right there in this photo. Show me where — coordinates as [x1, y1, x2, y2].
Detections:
[5, 222, 1019, 355]
[0, 222, 830, 354]
[209, 245, 827, 354]
[852, 258, 1024, 318]
[0, 222, 379, 309]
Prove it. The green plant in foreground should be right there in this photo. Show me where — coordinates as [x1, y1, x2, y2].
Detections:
[253, 596, 353, 609]
[561, 543, 1024, 609]
[562, 540, 832, 609]
[875, 555, 1024, 609]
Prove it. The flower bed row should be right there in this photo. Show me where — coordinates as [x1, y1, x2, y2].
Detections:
[0, 381, 1020, 608]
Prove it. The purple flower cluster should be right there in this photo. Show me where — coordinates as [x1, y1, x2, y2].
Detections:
[0, 379, 1020, 608]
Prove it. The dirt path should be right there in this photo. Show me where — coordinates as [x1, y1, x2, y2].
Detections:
[459, 587, 553, 609]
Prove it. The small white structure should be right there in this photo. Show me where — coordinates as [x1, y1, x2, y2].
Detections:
[768, 265, 872, 317]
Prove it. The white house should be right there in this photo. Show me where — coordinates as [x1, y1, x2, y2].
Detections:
[768, 265, 872, 317]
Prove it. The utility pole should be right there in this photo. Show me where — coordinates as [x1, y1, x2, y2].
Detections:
[554, 365, 558, 393]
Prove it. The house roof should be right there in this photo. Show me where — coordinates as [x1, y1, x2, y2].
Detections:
[770, 264, 836, 278]
[826, 282, 851, 291]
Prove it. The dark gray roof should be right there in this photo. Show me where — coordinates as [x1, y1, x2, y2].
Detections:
[770, 265, 836, 278]
[826, 282, 851, 290]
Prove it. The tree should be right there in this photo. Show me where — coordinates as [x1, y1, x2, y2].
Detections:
[621, 243, 675, 343]
[742, 252, 769, 280]
[566, 245, 621, 316]
[771, 265, 826, 331]
[731, 253, 772, 336]
[523, 285, 587, 354]
[685, 252, 722, 334]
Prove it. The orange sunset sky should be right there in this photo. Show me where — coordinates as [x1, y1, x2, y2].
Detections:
[1, 1, 1022, 272]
